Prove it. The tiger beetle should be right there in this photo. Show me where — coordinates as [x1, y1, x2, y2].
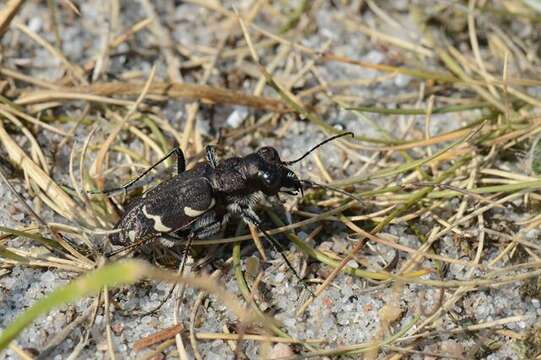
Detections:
[102, 132, 356, 292]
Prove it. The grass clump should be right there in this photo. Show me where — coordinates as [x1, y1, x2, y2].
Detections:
[1, 1, 541, 358]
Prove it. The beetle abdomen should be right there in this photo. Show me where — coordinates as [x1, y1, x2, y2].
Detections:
[110, 204, 157, 245]
[110, 176, 216, 246]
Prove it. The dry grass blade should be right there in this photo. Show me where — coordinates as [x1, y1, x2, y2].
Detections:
[0, 66, 61, 90]
[109, 18, 152, 49]
[7, 343, 34, 360]
[0, 0, 25, 38]
[133, 324, 183, 352]
[193, 332, 324, 344]
[16, 82, 291, 113]
[0, 169, 90, 265]
[0, 260, 269, 351]
[139, 0, 182, 82]
[0, 105, 69, 136]
[15, 22, 86, 83]
[3, 2, 541, 358]
[92, 65, 157, 188]
[0, 121, 92, 224]
[344, 18, 434, 57]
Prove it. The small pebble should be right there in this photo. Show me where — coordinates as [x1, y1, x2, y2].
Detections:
[364, 50, 385, 64]
[274, 272, 285, 283]
[27, 17, 42, 33]
[394, 74, 411, 88]
[283, 317, 296, 328]
[226, 107, 248, 128]
[269, 343, 294, 359]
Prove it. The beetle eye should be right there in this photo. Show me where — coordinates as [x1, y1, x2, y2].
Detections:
[258, 170, 278, 188]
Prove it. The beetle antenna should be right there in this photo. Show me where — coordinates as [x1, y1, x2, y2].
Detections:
[301, 180, 363, 204]
[282, 132, 353, 166]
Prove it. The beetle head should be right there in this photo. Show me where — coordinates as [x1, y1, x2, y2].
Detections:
[245, 132, 354, 196]
[246, 147, 302, 196]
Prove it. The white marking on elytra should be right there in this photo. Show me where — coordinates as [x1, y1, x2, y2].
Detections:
[142, 206, 172, 232]
[128, 230, 137, 241]
[184, 198, 215, 217]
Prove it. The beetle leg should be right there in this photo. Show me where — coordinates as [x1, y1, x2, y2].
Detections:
[205, 145, 219, 168]
[106, 235, 156, 257]
[238, 207, 261, 226]
[175, 147, 187, 175]
[190, 212, 223, 239]
[240, 208, 314, 297]
[192, 220, 222, 239]
[280, 190, 298, 196]
[119, 147, 186, 191]
[159, 237, 177, 248]
[86, 147, 186, 196]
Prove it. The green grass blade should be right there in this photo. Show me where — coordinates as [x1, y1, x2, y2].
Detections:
[348, 101, 491, 115]
[0, 260, 147, 351]
[0, 226, 60, 249]
[333, 124, 482, 187]
[0, 245, 28, 262]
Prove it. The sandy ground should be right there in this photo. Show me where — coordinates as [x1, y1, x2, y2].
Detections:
[1, 1, 540, 359]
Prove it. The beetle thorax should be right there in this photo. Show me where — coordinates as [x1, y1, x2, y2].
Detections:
[209, 158, 251, 194]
